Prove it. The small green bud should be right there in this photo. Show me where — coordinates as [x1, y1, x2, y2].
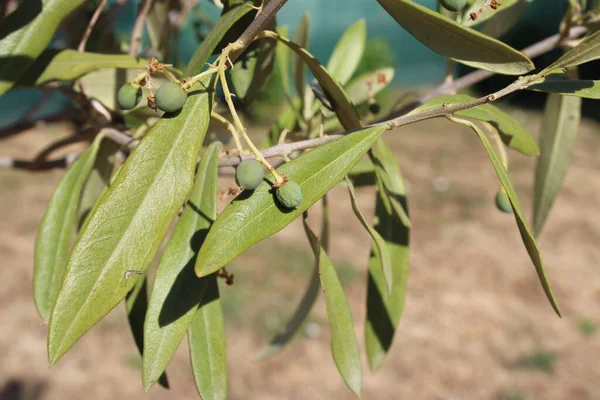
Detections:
[368, 103, 381, 114]
[495, 190, 513, 214]
[155, 82, 188, 113]
[275, 181, 302, 209]
[440, 0, 468, 12]
[235, 159, 264, 190]
[117, 83, 142, 110]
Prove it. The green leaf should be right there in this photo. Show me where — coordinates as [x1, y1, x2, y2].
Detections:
[528, 71, 600, 99]
[146, 0, 173, 61]
[365, 139, 410, 372]
[304, 215, 361, 396]
[47, 76, 215, 365]
[450, 116, 561, 316]
[293, 13, 311, 106]
[195, 124, 388, 277]
[185, 4, 253, 76]
[0, 0, 86, 95]
[345, 68, 395, 106]
[543, 29, 600, 73]
[17, 49, 148, 87]
[275, 25, 291, 95]
[376, 0, 534, 75]
[256, 196, 330, 360]
[480, 0, 531, 39]
[125, 276, 169, 389]
[142, 142, 222, 391]
[33, 138, 102, 321]
[413, 94, 539, 156]
[461, 0, 519, 27]
[230, 34, 276, 104]
[345, 177, 393, 294]
[326, 19, 366, 86]
[188, 274, 227, 400]
[533, 93, 581, 237]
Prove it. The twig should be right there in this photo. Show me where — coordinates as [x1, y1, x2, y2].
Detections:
[31, 129, 96, 167]
[0, 153, 80, 171]
[129, 0, 154, 57]
[77, 0, 108, 52]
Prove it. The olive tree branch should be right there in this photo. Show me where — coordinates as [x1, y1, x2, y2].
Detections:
[129, 0, 154, 57]
[77, 0, 108, 52]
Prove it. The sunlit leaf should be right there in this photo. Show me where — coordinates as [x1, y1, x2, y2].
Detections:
[376, 0, 534, 75]
[195, 124, 388, 277]
[142, 142, 221, 390]
[543, 29, 600, 73]
[326, 19, 366, 86]
[294, 13, 311, 112]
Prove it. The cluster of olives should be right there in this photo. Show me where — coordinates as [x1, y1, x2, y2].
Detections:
[440, 0, 467, 12]
[117, 81, 189, 113]
[235, 159, 303, 209]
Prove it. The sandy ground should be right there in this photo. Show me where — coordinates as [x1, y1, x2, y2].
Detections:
[1, 110, 600, 400]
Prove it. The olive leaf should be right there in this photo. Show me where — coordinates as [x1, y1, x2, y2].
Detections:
[303, 214, 362, 397]
[326, 19, 366, 86]
[33, 137, 103, 321]
[533, 93, 581, 237]
[448, 116, 561, 316]
[376, 0, 534, 75]
[461, 0, 519, 27]
[188, 274, 227, 400]
[365, 138, 410, 372]
[0, 0, 85, 95]
[48, 76, 215, 365]
[345, 68, 395, 106]
[294, 13, 311, 114]
[142, 142, 221, 391]
[125, 276, 169, 389]
[528, 71, 600, 99]
[413, 94, 539, 156]
[146, 0, 174, 61]
[195, 124, 388, 278]
[542, 29, 600, 74]
[480, 0, 531, 39]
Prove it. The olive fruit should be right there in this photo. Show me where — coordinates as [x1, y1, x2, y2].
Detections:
[440, 0, 467, 12]
[275, 181, 302, 209]
[154, 82, 188, 113]
[368, 103, 381, 114]
[117, 83, 142, 110]
[495, 190, 513, 214]
[235, 159, 264, 190]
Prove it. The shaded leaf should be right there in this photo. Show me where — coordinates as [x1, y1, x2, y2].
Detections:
[413, 94, 539, 156]
[34, 138, 102, 321]
[376, 0, 534, 75]
[276, 25, 291, 95]
[461, 0, 519, 27]
[195, 124, 388, 277]
[0, 0, 85, 95]
[326, 19, 366, 86]
[293, 13, 311, 111]
[142, 142, 221, 390]
[345, 68, 395, 106]
[449, 116, 561, 316]
[48, 76, 215, 365]
[188, 274, 227, 400]
[146, 0, 174, 61]
[480, 0, 531, 39]
[303, 215, 362, 397]
[528, 71, 600, 99]
[533, 93, 581, 237]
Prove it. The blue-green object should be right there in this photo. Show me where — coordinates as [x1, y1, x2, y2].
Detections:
[276, 180, 303, 209]
[117, 83, 142, 110]
[235, 159, 265, 190]
[155, 82, 188, 113]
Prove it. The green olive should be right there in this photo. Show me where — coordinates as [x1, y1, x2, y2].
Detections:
[368, 103, 381, 114]
[117, 83, 142, 110]
[440, 0, 468, 12]
[275, 181, 303, 209]
[495, 190, 513, 214]
[154, 82, 188, 113]
[235, 159, 264, 190]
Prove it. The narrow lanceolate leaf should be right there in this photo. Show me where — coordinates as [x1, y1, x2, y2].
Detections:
[528, 71, 600, 99]
[17, 50, 148, 87]
[196, 124, 388, 278]
[304, 215, 361, 396]
[146, 0, 173, 61]
[294, 13, 311, 110]
[533, 94, 581, 237]
[326, 19, 366, 86]
[376, 0, 534, 75]
[345, 68, 395, 106]
[261, 31, 362, 130]
[188, 274, 227, 400]
[276, 25, 291, 96]
[34, 139, 102, 321]
[450, 117, 561, 316]
[48, 77, 215, 365]
[480, 0, 531, 39]
[413, 94, 539, 156]
[542, 29, 600, 73]
[365, 139, 410, 372]
[142, 142, 222, 391]
[257, 196, 330, 360]
[461, 0, 519, 27]
[0, 0, 85, 95]
[345, 177, 393, 295]
[126, 276, 169, 389]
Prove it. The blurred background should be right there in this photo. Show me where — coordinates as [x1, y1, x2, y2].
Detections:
[1, 0, 600, 399]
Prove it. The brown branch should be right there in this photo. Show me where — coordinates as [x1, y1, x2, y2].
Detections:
[0, 153, 80, 171]
[129, 0, 154, 57]
[77, 0, 108, 52]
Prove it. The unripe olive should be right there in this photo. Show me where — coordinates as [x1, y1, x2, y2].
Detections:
[117, 83, 142, 110]
[235, 159, 264, 190]
[154, 82, 188, 113]
[440, 0, 467, 12]
[275, 181, 302, 209]
[368, 103, 381, 114]
[495, 190, 513, 214]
